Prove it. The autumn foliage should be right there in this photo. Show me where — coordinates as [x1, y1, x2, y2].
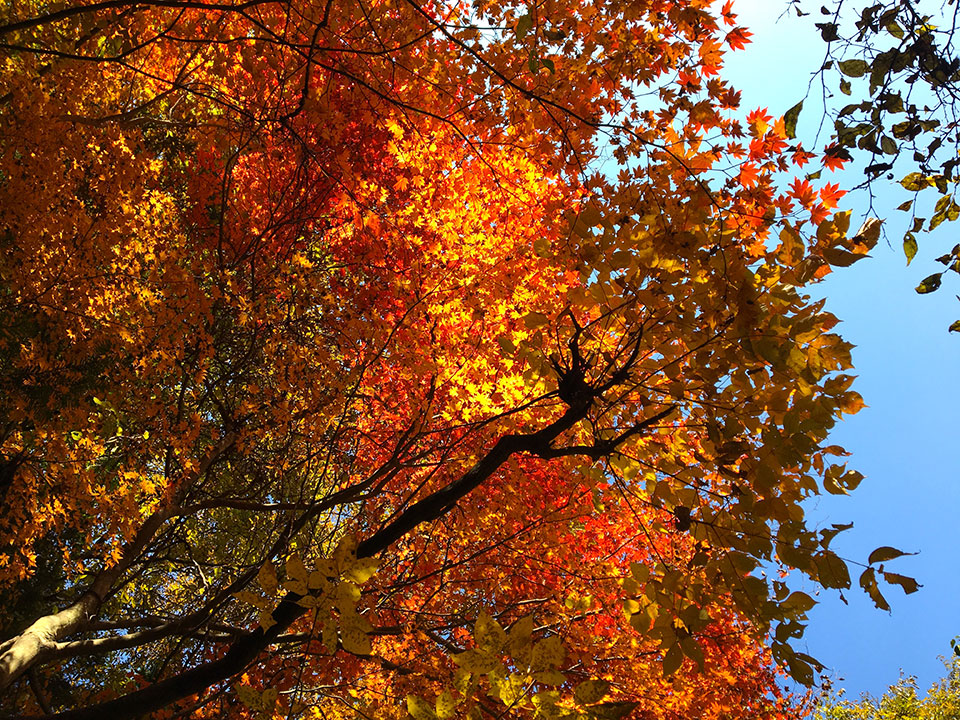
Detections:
[0, 0, 905, 718]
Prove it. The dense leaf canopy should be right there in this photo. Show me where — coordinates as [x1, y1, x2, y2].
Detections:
[0, 0, 915, 718]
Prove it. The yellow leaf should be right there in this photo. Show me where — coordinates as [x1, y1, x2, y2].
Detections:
[574, 679, 610, 705]
[345, 556, 378, 585]
[340, 617, 372, 655]
[334, 581, 361, 612]
[475, 612, 506, 652]
[531, 636, 565, 671]
[234, 590, 268, 610]
[506, 615, 534, 655]
[332, 535, 358, 573]
[407, 695, 437, 720]
[236, 684, 260, 710]
[258, 562, 279, 595]
[839, 391, 866, 414]
[436, 691, 457, 720]
[285, 555, 309, 584]
[258, 609, 276, 630]
[453, 649, 499, 674]
[321, 620, 337, 652]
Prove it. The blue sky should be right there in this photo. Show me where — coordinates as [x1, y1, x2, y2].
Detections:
[724, 0, 960, 700]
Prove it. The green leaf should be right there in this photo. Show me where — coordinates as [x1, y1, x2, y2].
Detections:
[662, 642, 683, 676]
[574, 680, 611, 705]
[784, 101, 803, 139]
[787, 655, 815, 686]
[885, 21, 904, 39]
[515, 13, 533, 40]
[838, 59, 868, 77]
[817, 22, 839, 42]
[903, 234, 918, 264]
[783, 591, 816, 614]
[589, 702, 640, 720]
[869, 546, 910, 564]
[916, 273, 943, 294]
[901, 172, 929, 192]
[680, 637, 705, 670]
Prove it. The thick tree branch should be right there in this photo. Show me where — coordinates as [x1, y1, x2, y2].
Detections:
[11, 390, 601, 720]
[531, 404, 677, 460]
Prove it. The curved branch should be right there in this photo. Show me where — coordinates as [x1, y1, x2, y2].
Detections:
[0, 0, 276, 38]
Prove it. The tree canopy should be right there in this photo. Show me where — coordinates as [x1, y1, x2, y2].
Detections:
[815, 649, 960, 720]
[790, 0, 960, 328]
[0, 0, 915, 718]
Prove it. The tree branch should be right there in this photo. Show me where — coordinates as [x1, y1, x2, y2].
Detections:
[0, 434, 236, 691]
[12, 397, 597, 720]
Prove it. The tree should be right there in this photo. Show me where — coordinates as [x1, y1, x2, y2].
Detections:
[0, 0, 912, 718]
[788, 0, 960, 329]
[815, 649, 960, 719]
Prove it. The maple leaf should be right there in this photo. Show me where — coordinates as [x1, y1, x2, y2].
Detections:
[718, 86, 742, 109]
[819, 183, 846, 209]
[791, 145, 816, 167]
[721, 0, 737, 26]
[788, 178, 817, 208]
[823, 144, 853, 172]
[810, 202, 831, 225]
[746, 107, 772, 137]
[738, 162, 760, 188]
[726, 27, 753, 51]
